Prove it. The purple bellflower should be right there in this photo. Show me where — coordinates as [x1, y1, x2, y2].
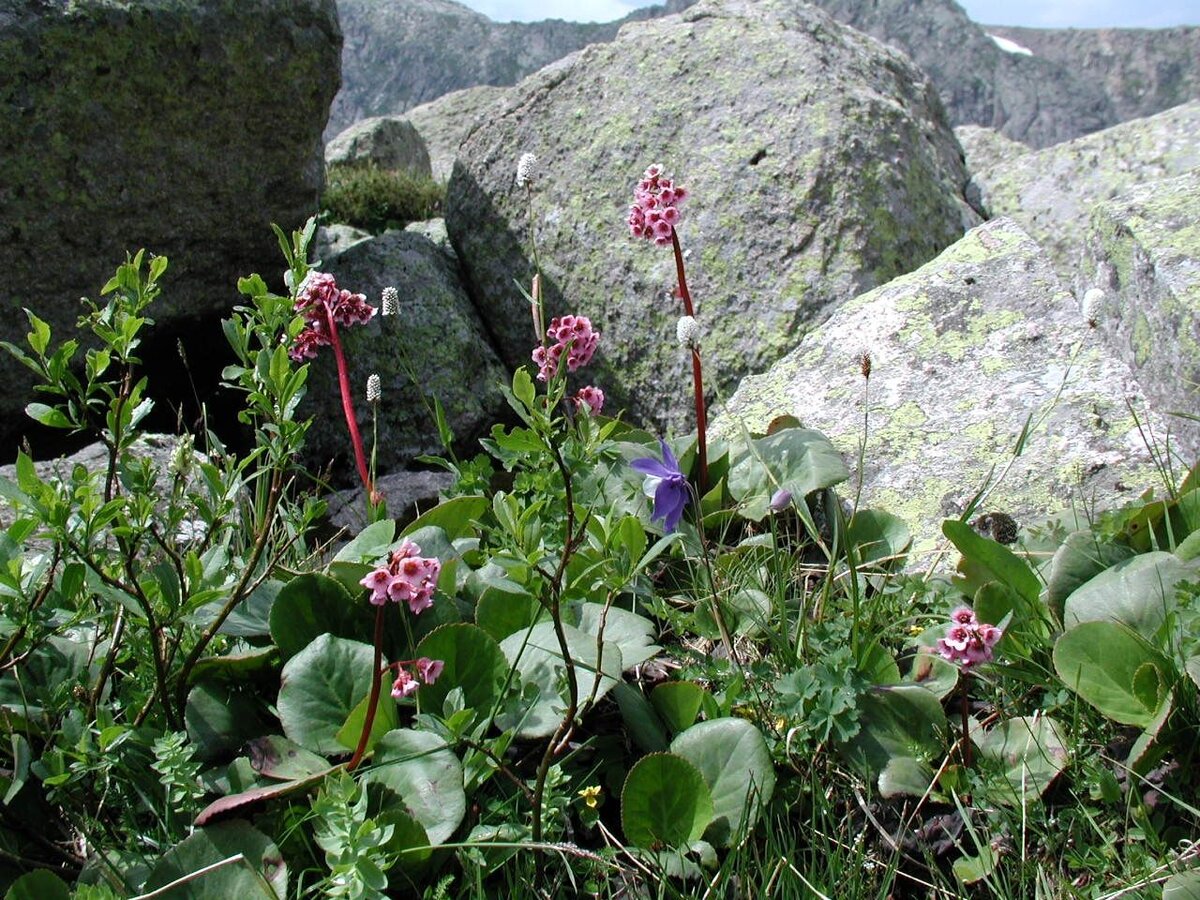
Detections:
[631, 439, 690, 531]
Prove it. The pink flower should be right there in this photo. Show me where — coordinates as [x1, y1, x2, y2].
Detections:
[936, 605, 1003, 670]
[359, 568, 395, 606]
[360, 538, 441, 614]
[289, 272, 377, 360]
[573, 386, 605, 414]
[532, 314, 600, 382]
[415, 657, 444, 685]
[391, 668, 419, 698]
[629, 164, 687, 246]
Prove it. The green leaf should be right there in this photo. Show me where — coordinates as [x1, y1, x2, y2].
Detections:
[670, 718, 775, 847]
[471, 563, 544, 641]
[246, 736, 330, 782]
[613, 683, 669, 752]
[365, 729, 465, 845]
[953, 846, 997, 885]
[4, 870, 70, 900]
[726, 428, 848, 522]
[847, 509, 912, 569]
[878, 756, 935, 799]
[904, 652, 958, 700]
[1045, 530, 1136, 620]
[403, 496, 488, 541]
[650, 681, 707, 734]
[621, 753, 714, 849]
[186, 681, 272, 761]
[23, 312, 51, 356]
[574, 602, 660, 670]
[975, 715, 1069, 804]
[1062, 551, 1193, 638]
[1163, 869, 1200, 899]
[331, 518, 396, 564]
[844, 685, 948, 783]
[24, 402, 73, 429]
[1053, 621, 1172, 726]
[497, 622, 623, 739]
[334, 670, 400, 754]
[268, 573, 367, 661]
[277, 635, 376, 755]
[857, 641, 901, 685]
[943, 519, 1040, 604]
[142, 821, 287, 899]
[511, 366, 536, 410]
[412, 623, 508, 715]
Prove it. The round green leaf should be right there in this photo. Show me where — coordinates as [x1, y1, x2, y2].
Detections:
[1164, 869, 1200, 899]
[5, 870, 70, 900]
[143, 821, 287, 898]
[650, 681, 706, 734]
[1045, 530, 1135, 620]
[413, 623, 508, 715]
[186, 681, 272, 761]
[726, 428, 849, 522]
[269, 573, 366, 661]
[976, 715, 1069, 804]
[847, 508, 912, 569]
[277, 635, 376, 755]
[621, 753, 714, 849]
[1053, 621, 1171, 727]
[670, 718, 775, 847]
[845, 684, 948, 776]
[1063, 552, 1192, 638]
[365, 729, 465, 846]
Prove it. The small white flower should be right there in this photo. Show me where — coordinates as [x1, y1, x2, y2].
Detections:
[1082, 287, 1105, 325]
[366, 373, 381, 403]
[381, 286, 399, 316]
[676, 315, 700, 349]
[516, 152, 537, 188]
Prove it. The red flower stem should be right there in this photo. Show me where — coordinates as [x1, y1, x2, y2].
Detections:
[347, 604, 386, 772]
[324, 309, 375, 497]
[670, 228, 708, 495]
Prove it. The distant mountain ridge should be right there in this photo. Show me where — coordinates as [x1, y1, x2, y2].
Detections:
[332, 0, 1199, 148]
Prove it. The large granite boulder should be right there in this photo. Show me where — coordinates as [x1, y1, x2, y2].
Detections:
[954, 125, 1030, 175]
[407, 85, 508, 182]
[719, 218, 1164, 552]
[968, 101, 1200, 278]
[325, 116, 433, 177]
[1081, 171, 1200, 459]
[447, 0, 980, 433]
[0, 0, 340, 450]
[301, 231, 507, 476]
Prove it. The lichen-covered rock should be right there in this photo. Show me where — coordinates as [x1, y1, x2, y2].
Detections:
[719, 218, 1164, 552]
[968, 102, 1200, 278]
[325, 116, 433, 176]
[407, 85, 508, 181]
[1081, 171, 1200, 458]
[447, 0, 980, 433]
[954, 125, 1030, 176]
[301, 231, 506, 475]
[315, 224, 372, 260]
[0, 0, 340, 449]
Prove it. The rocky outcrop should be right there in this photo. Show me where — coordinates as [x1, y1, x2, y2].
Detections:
[1080, 171, 1200, 458]
[301, 231, 506, 475]
[325, 116, 433, 176]
[954, 125, 1030, 175]
[719, 218, 1164, 551]
[802, 0, 1113, 147]
[984, 24, 1200, 124]
[446, 0, 980, 433]
[968, 101, 1200, 277]
[0, 0, 340, 450]
[407, 86, 508, 182]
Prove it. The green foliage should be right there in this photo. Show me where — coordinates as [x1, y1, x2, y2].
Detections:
[322, 163, 445, 234]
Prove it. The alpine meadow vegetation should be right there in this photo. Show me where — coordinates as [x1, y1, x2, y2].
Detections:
[0, 159, 1198, 900]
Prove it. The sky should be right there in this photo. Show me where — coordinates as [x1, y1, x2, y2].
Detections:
[458, 0, 1200, 28]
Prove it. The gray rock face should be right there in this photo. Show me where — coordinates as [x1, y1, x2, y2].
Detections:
[446, 0, 980, 433]
[407, 86, 508, 182]
[719, 218, 1163, 552]
[802, 0, 1113, 147]
[326, 469, 455, 533]
[315, 224, 372, 260]
[0, 0, 340, 449]
[968, 101, 1200, 278]
[325, 116, 433, 176]
[300, 231, 506, 476]
[984, 24, 1200, 125]
[954, 125, 1030, 175]
[1081, 171, 1200, 458]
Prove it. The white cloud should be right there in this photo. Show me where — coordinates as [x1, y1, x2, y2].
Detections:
[460, 0, 650, 22]
[959, 0, 1199, 28]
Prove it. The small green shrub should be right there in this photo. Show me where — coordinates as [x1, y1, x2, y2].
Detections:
[322, 163, 444, 233]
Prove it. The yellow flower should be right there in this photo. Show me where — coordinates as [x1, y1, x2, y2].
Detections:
[578, 785, 602, 809]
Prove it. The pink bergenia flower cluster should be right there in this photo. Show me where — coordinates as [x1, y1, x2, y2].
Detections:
[937, 606, 1003, 669]
[531, 314, 600, 382]
[627, 163, 688, 246]
[358, 539, 441, 615]
[391, 656, 445, 698]
[288, 272, 377, 362]
[573, 385, 605, 414]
